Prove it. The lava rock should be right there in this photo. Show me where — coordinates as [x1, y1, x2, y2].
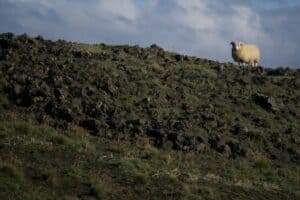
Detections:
[194, 143, 207, 153]
[231, 124, 248, 135]
[227, 141, 247, 157]
[79, 119, 108, 136]
[175, 54, 183, 62]
[253, 93, 279, 112]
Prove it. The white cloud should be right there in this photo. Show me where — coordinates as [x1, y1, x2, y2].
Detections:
[230, 6, 265, 41]
[174, 0, 217, 31]
[97, 0, 140, 21]
[174, 1, 268, 42]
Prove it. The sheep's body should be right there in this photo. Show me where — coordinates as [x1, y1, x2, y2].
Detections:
[230, 41, 260, 67]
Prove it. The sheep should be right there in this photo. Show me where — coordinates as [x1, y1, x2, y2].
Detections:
[230, 41, 260, 67]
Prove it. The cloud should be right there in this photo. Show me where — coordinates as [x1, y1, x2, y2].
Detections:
[174, 0, 218, 31]
[97, 0, 140, 21]
[0, 0, 299, 67]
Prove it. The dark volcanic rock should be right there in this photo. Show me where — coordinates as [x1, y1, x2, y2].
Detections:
[45, 101, 73, 122]
[0, 33, 299, 162]
[253, 93, 279, 112]
[79, 118, 108, 136]
[267, 67, 295, 76]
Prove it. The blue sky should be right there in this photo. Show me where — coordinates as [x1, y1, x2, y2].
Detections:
[0, 0, 299, 67]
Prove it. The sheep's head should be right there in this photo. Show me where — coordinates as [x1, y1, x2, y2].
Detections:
[230, 41, 238, 51]
[230, 41, 243, 51]
[238, 41, 244, 48]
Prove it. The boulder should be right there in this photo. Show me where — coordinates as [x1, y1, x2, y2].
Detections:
[79, 118, 108, 136]
[253, 93, 279, 112]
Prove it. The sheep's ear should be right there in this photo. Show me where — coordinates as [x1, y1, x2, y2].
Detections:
[230, 42, 236, 48]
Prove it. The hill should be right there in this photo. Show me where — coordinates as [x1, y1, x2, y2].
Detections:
[0, 33, 299, 199]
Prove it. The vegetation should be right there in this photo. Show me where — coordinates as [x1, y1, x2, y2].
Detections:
[0, 33, 299, 199]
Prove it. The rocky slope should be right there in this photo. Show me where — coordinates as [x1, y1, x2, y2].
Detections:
[0, 33, 299, 199]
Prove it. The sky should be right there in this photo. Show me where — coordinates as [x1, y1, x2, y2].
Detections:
[0, 0, 299, 67]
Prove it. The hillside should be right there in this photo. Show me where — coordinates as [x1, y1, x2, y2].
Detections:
[0, 33, 299, 199]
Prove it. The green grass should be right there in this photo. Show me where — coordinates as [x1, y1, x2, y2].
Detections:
[0, 119, 299, 199]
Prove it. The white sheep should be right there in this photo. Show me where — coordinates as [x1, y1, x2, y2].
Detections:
[230, 41, 260, 67]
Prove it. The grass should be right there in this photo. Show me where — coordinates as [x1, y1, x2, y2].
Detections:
[90, 181, 110, 200]
[140, 144, 161, 160]
[108, 158, 150, 184]
[0, 119, 299, 199]
[0, 120, 94, 154]
[254, 155, 272, 171]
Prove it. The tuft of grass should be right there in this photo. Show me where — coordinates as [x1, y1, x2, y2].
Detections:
[254, 155, 272, 171]
[140, 144, 161, 160]
[108, 158, 151, 184]
[0, 95, 9, 109]
[0, 121, 93, 152]
[62, 195, 80, 200]
[0, 77, 6, 91]
[0, 162, 24, 199]
[90, 182, 109, 200]
[0, 121, 53, 137]
[48, 133, 80, 148]
[0, 162, 24, 181]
